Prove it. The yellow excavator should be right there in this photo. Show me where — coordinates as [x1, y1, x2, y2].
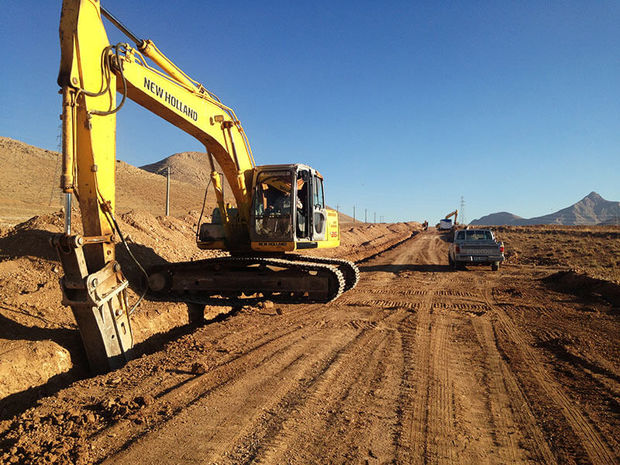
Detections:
[445, 209, 459, 225]
[54, 0, 358, 373]
[437, 210, 458, 230]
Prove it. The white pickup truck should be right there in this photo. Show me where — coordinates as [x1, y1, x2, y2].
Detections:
[448, 229, 505, 271]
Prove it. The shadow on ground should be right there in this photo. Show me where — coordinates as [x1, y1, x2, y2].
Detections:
[359, 264, 452, 273]
[0, 300, 242, 421]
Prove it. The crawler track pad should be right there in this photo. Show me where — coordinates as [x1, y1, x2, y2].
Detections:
[147, 256, 345, 303]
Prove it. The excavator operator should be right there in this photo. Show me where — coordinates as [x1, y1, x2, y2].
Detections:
[295, 174, 308, 238]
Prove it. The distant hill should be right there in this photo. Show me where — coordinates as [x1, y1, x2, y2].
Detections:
[471, 192, 620, 226]
[470, 211, 524, 226]
[141, 151, 355, 223]
[140, 151, 233, 198]
[0, 137, 215, 226]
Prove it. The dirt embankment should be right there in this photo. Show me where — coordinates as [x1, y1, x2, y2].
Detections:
[0, 210, 418, 405]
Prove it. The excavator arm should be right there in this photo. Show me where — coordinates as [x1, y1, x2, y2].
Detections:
[445, 210, 458, 223]
[55, 0, 258, 372]
[59, 0, 256, 227]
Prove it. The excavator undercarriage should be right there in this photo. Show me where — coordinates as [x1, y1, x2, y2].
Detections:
[147, 255, 359, 304]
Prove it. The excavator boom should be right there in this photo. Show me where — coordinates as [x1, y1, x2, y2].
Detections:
[445, 210, 458, 223]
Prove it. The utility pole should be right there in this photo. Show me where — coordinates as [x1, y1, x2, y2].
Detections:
[165, 167, 171, 216]
[460, 195, 465, 225]
[157, 166, 172, 216]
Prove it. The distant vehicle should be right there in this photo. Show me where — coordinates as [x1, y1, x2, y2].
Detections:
[448, 229, 505, 271]
[439, 219, 453, 230]
[437, 210, 458, 230]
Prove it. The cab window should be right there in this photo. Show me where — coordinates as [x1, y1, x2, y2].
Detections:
[313, 176, 324, 209]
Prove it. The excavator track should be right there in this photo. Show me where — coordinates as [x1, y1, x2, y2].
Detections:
[147, 256, 345, 304]
[287, 255, 359, 292]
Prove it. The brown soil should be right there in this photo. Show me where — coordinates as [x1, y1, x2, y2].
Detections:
[0, 228, 618, 464]
[494, 224, 620, 283]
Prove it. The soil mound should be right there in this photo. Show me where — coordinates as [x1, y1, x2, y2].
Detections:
[543, 270, 620, 308]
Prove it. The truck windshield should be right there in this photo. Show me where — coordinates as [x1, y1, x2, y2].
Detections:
[459, 230, 492, 241]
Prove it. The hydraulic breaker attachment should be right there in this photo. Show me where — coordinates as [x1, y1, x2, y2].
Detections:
[52, 234, 133, 373]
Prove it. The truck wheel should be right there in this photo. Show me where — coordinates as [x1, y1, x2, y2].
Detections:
[491, 262, 499, 271]
[448, 255, 455, 270]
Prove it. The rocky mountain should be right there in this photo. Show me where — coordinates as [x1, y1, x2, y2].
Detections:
[470, 192, 620, 226]
[469, 212, 524, 226]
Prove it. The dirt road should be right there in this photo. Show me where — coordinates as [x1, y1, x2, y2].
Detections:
[1, 230, 618, 464]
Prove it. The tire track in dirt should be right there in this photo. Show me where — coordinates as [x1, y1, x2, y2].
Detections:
[479, 277, 618, 465]
[393, 232, 557, 464]
[95, 322, 326, 461]
[251, 313, 406, 464]
[90, 301, 344, 459]
[396, 273, 460, 465]
[101, 323, 358, 464]
[391, 233, 453, 463]
[102, 296, 405, 464]
[426, 308, 456, 463]
[471, 317, 557, 464]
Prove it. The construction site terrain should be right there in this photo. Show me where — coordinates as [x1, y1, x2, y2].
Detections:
[0, 139, 619, 464]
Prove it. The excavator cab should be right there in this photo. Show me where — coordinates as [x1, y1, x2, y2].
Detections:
[250, 165, 328, 250]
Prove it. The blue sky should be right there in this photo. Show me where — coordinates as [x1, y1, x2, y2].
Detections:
[1, 1, 618, 223]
